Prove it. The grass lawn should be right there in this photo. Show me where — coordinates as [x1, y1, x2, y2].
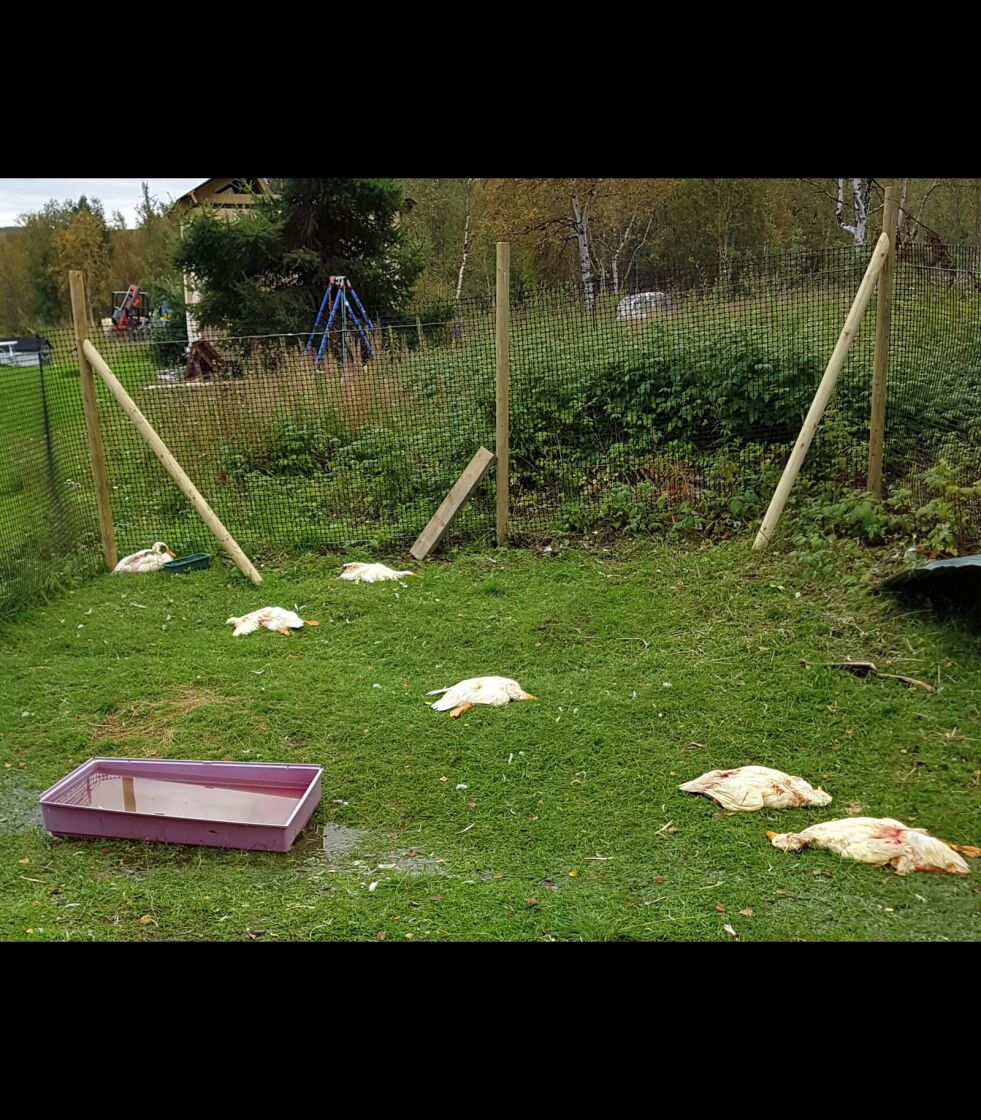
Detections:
[0, 539, 978, 942]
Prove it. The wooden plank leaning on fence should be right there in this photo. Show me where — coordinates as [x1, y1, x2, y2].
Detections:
[81, 338, 262, 584]
[69, 271, 117, 570]
[753, 231, 891, 552]
[410, 447, 497, 561]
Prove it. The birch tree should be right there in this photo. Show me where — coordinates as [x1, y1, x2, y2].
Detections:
[455, 178, 478, 300]
[589, 179, 674, 294]
[835, 178, 874, 249]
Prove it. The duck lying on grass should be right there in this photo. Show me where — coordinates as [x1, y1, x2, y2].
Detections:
[427, 676, 537, 718]
[340, 562, 416, 583]
[679, 766, 832, 812]
[226, 607, 319, 637]
[767, 817, 978, 875]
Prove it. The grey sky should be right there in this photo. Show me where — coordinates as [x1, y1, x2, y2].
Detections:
[0, 179, 207, 228]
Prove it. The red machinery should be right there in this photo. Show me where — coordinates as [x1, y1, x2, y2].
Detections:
[111, 285, 149, 337]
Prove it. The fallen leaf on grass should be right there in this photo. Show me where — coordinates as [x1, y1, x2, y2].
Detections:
[428, 895, 442, 902]
[99, 847, 111, 856]
[723, 923, 738, 939]
[714, 903, 726, 913]
[525, 898, 538, 907]
[540, 879, 558, 892]
[738, 908, 753, 917]
[653, 875, 665, 884]
[138, 915, 154, 926]
[17, 858, 29, 865]
[812, 869, 833, 878]
[375, 931, 386, 941]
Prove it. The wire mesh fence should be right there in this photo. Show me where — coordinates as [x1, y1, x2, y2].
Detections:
[2, 245, 980, 617]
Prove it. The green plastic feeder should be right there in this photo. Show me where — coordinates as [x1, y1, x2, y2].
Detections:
[163, 553, 212, 574]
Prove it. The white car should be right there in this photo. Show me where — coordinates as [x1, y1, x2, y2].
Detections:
[0, 337, 54, 368]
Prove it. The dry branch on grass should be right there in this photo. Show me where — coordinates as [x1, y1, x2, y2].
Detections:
[804, 658, 937, 693]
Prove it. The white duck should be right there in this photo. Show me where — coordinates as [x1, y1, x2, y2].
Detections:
[340, 562, 416, 583]
[767, 817, 978, 876]
[113, 541, 176, 573]
[428, 676, 537, 718]
[679, 765, 832, 812]
[226, 607, 320, 637]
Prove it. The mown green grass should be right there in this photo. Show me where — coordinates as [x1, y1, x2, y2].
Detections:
[1, 540, 977, 941]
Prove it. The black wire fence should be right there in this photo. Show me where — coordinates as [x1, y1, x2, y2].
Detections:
[2, 245, 980, 616]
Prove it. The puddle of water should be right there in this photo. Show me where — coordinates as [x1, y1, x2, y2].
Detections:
[290, 822, 367, 864]
[289, 823, 448, 880]
[0, 777, 42, 835]
[385, 853, 448, 876]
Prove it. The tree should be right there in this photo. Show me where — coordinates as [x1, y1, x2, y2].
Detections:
[478, 178, 603, 304]
[110, 183, 180, 303]
[456, 178, 478, 301]
[835, 178, 874, 249]
[17, 200, 76, 324]
[0, 231, 31, 334]
[588, 179, 677, 293]
[52, 202, 111, 320]
[174, 178, 422, 336]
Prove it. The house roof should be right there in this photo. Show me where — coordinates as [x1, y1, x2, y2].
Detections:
[173, 178, 273, 211]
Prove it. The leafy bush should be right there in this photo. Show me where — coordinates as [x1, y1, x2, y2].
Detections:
[401, 299, 460, 350]
[221, 410, 346, 481]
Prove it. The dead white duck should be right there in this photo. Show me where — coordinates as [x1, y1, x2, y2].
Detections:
[226, 607, 319, 637]
[679, 765, 832, 812]
[767, 817, 978, 876]
[428, 676, 537, 718]
[113, 541, 176, 574]
[340, 562, 416, 583]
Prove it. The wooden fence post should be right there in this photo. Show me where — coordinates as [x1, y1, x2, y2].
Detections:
[496, 242, 510, 546]
[867, 182, 901, 497]
[69, 270, 117, 571]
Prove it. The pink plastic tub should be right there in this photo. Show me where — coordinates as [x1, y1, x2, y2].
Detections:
[38, 758, 322, 853]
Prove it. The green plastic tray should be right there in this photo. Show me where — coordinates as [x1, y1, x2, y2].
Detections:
[163, 553, 212, 574]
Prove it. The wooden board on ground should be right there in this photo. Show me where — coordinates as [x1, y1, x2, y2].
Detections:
[410, 447, 496, 561]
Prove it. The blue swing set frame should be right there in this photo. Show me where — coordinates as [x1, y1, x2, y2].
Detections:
[304, 276, 375, 369]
